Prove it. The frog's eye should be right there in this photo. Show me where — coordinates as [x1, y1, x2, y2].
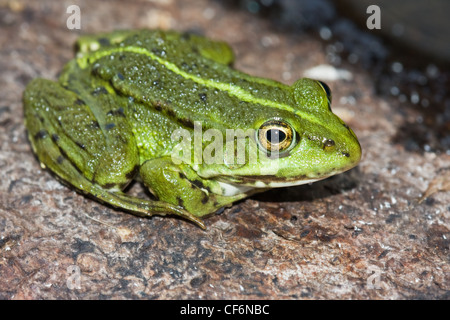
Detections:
[317, 80, 332, 105]
[258, 119, 295, 153]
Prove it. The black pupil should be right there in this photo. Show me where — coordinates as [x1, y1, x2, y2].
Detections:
[266, 129, 286, 143]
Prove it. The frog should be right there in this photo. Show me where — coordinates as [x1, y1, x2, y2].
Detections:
[23, 30, 361, 229]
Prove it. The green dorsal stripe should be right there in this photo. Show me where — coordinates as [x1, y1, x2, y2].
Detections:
[77, 46, 321, 125]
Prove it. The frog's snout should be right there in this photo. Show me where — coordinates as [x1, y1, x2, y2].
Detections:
[338, 129, 362, 171]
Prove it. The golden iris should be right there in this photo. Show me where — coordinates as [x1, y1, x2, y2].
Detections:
[258, 119, 294, 152]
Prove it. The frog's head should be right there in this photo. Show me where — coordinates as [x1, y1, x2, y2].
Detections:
[196, 78, 361, 196]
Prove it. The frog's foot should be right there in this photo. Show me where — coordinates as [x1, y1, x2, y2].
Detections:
[93, 190, 206, 229]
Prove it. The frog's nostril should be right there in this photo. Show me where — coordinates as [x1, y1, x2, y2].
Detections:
[322, 138, 335, 151]
[323, 138, 334, 146]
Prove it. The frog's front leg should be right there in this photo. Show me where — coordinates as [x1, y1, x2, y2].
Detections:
[139, 157, 248, 218]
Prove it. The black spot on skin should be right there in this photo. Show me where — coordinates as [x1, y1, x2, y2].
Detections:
[88, 120, 100, 130]
[75, 141, 86, 149]
[55, 145, 84, 175]
[154, 101, 162, 111]
[119, 54, 126, 60]
[117, 73, 124, 80]
[34, 129, 48, 140]
[75, 98, 85, 105]
[91, 86, 108, 96]
[107, 107, 126, 117]
[342, 152, 350, 157]
[201, 194, 208, 204]
[105, 123, 116, 130]
[102, 183, 117, 189]
[166, 109, 176, 119]
[98, 37, 110, 46]
[58, 147, 69, 159]
[179, 118, 195, 129]
[191, 179, 205, 189]
[125, 164, 140, 180]
[199, 93, 207, 102]
[51, 134, 59, 142]
[177, 197, 184, 207]
[189, 178, 212, 193]
[179, 172, 187, 180]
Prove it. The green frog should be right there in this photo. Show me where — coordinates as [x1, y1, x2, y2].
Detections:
[23, 30, 361, 228]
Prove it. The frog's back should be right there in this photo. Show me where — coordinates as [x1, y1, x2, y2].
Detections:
[74, 30, 297, 133]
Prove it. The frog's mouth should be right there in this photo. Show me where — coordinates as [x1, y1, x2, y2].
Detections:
[215, 162, 358, 197]
[216, 175, 326, 197]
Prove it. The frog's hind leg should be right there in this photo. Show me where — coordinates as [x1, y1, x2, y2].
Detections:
[23, 79, 205, 228]
[29, 132, 204, 228]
